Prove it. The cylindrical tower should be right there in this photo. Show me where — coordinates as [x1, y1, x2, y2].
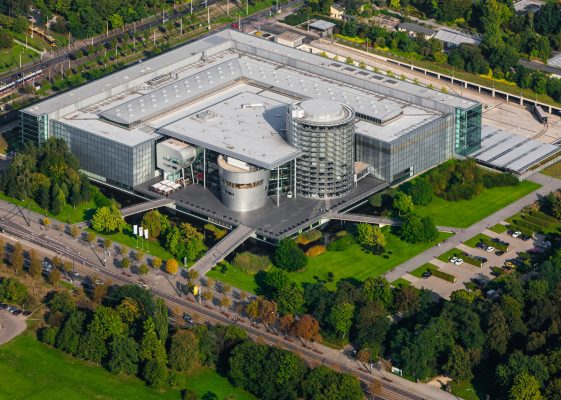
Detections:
[286, 99, 355, 199]
[217, 155, 271, 212]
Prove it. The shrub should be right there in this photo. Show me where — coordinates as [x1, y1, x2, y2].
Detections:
[432, 269, 456, 283]
[274, 239, 307, 271]
[204, 223, 227, 240]
[529, 210, 558, 224]
[39, 326, 60, 346]
[305, 245, 327, 257]
[327, 235, 355, 251]
[522, 214, 552, 229]
[232, 251, 271, 273]
[295, 229, 323, 245]
[461, 253, 483, 267]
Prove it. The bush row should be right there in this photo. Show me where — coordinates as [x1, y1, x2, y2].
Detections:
[521, 214, 553, 229]
[327, 235, 355, 251]
[507, 222, 535, 237]
[529, 210, 559, 224]
[432, 269, 456, 283]
[232, 252, 271, 274]
[461, 253, 483, 267]
[480, 238, 508, 252]
[295, 230, 323, 246]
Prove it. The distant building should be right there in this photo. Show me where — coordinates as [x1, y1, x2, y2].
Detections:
[274, 31, 305, 48]
[397, 22, 436, 40]
[330, 3, 345, 20]
[308, 20, 336, 37]
[547, 52, 561, 69]
[519, 59, 561, 79]
[433, 28, 482, 49]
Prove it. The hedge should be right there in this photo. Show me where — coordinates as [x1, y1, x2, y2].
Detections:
[510, 219, 541, 234]
[232, 252, 271, 274]
[327, 235, 355, 251]
[529, 210, 559, 224]
[507, 224, 534, 237]
[522, 214, 553, 229]
[461, 253, 483, 267]
[481, 238, 508, 252]
[432, 269, 456, 283]
[305, 245, 327, 257]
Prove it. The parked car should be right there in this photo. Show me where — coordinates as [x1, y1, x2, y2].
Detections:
[476, 242, 486, 249]
[520, 234, 531, 241]
[505, 261, 515, 268]
[495, 250, 505, 256]
[454, 258, 464, 266]
[475, 256, 488, 263]
[486, 246, 495, 253]
[41, 261, 52, 272]
[13, 310, 22, 316]
[450, 256, 459, 264]
[422, 271, 432, 279]
[183, 313, 194, 325]
[22, 311, 32, 316]
[512, 231, 521, 238]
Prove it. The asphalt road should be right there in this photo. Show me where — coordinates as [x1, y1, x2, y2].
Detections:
[0, 215, 432, 400]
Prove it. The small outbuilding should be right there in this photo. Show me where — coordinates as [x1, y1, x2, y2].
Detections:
[308, 20, 336, 38]
[274, 31, 305, 48]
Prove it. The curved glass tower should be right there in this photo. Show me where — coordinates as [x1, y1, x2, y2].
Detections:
[286, 99, 355, 199]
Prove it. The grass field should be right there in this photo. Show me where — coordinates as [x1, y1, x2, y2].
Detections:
[413, 181, 541, 228]
[450, 380, 480, 400]
[489, 223, 507, 234]
[409, 263, 438, 278]
[542, 161, 561, 179]
[463, 233, 492, 248]
[437, 248, 464, 263]
[391, 277, 411, 287]
[207, 229, 451, 292]
[0, 334, 255, 400]
[0, 44, 36, 72]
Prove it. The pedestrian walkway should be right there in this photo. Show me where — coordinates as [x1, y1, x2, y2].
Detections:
[120, 198, 176, 217]
[191, 224, 255, 275]
[324, 211, 464, 233]
[385, 173, 561, 282]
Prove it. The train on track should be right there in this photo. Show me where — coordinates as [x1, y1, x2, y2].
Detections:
[0, 69, 43, 95]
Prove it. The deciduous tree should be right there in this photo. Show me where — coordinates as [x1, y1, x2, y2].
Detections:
[166, 259, 179, 275]
[107, 335, 139, 375]
[273, 239, 307, 271]
[169, 330, 199, 371]
[11, 242, 24, 274]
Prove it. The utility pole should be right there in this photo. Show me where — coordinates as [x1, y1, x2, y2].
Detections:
[106, 21, 109, 37]
[180, 18, 183, 35]
[207, 6, 210, 30]
[19, 52, 21, 69]
[153, 29, 156, 45]
[191, 0, 193, 14]
[227, 0, 229, 16]
[246, 0, 249, 15]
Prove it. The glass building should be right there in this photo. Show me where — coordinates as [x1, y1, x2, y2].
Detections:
[455, 103, 482, 156]
[51, 121, 157, 189]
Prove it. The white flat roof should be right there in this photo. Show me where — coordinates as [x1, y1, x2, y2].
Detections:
[470, 125, 560, 173]
[158, 91, 303, 169]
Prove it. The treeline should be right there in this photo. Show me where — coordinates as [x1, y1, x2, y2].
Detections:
[0, 138, 101, 215]
[38, 284, 363, 399]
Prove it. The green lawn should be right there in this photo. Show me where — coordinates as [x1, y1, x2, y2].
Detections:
[0, 44, 36, 72]
[207, 229, 451, 292]
[89, 226, 175, 261]
[413, 181, 541, 228]
[391, 277, 411, 287]
[450, 380, 480, 400]
[463, 233, 492, 248]
[207, 264, 260, 294]
[409, 263, 438, 278]
[0, 334, 255, 400]
[437, 248, 464, 263]
[0, 192, 96, 224]
[489, 223, 507, 234]
[289, 228, 452, 290]
[541, 161, 561, 179]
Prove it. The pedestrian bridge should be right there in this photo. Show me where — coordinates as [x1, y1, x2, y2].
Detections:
[191, 224, 255, 276]
[120, 199, 176, 217]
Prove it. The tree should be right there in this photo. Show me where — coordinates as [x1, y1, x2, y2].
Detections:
[70, 225, 80, 239]
[169, 330, 199, 371]
[48, 268, 62, 286]
[141, 210, 169, 239]
[86, 231, 96, 244]
[406, 178, 433, 206]
[276, 283, 305, 315]
[165, 223, 206, 262]
[509, 372, 542, 400]
[10, 242, 24, 274]
[246, 299, 259, 322]
[91, 205, 126, 233]
[292, 314, 320, 344]
[220, 296, 232, 311]
[301, 366, 363, 400]
[138, 264, 149, 275]
[103, 238, 113, 250]
[116, 298, 140, 325]
[444, 345, 473, 381]
[201, 290, 212, 304]
[29, 249, 42, 278]
[329, 302, 355, 338]
[153, 298, 169, 343]
[107, 335, 139, 375]
[121, 257, 131, 269]
[143, 360, 168, 389]
[274, 239, 307, 271]
[393, 192, 414, 215]
[368, 193, 383, 208]
[356, 223, 386, 250]
[51, 185, 66, 215]
[262, 268, 290, 294]
[56, 310, 86, 355]
[133, 250, 144, 262]
[166, 259, 179, 275]
[69, 183, 81, 207]
[353, 301, 390, 358]
[139, 318, 167, 364]
[400, 213, 438, 243]
[152, 256, 163, 269]
[0, 31, 13, 49]
[0, 277, 29, 305]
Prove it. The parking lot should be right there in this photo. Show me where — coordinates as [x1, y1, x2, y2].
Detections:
[405, 225, 539, 298]
[0, 307, 28, 345]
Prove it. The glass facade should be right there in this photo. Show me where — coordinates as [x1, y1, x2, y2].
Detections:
[51, 121, 156, 189]
[455, 104, 482, 156]
[20, 111, 48, 145]
[356, 114, 454, 184]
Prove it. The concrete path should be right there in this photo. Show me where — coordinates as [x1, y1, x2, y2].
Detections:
[120, 198, 176, 217]
[325, 211, 464, 233]
[191, 224, 255, 275]
[385, 173, 561, 282]
[0, 312, 26, 345]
